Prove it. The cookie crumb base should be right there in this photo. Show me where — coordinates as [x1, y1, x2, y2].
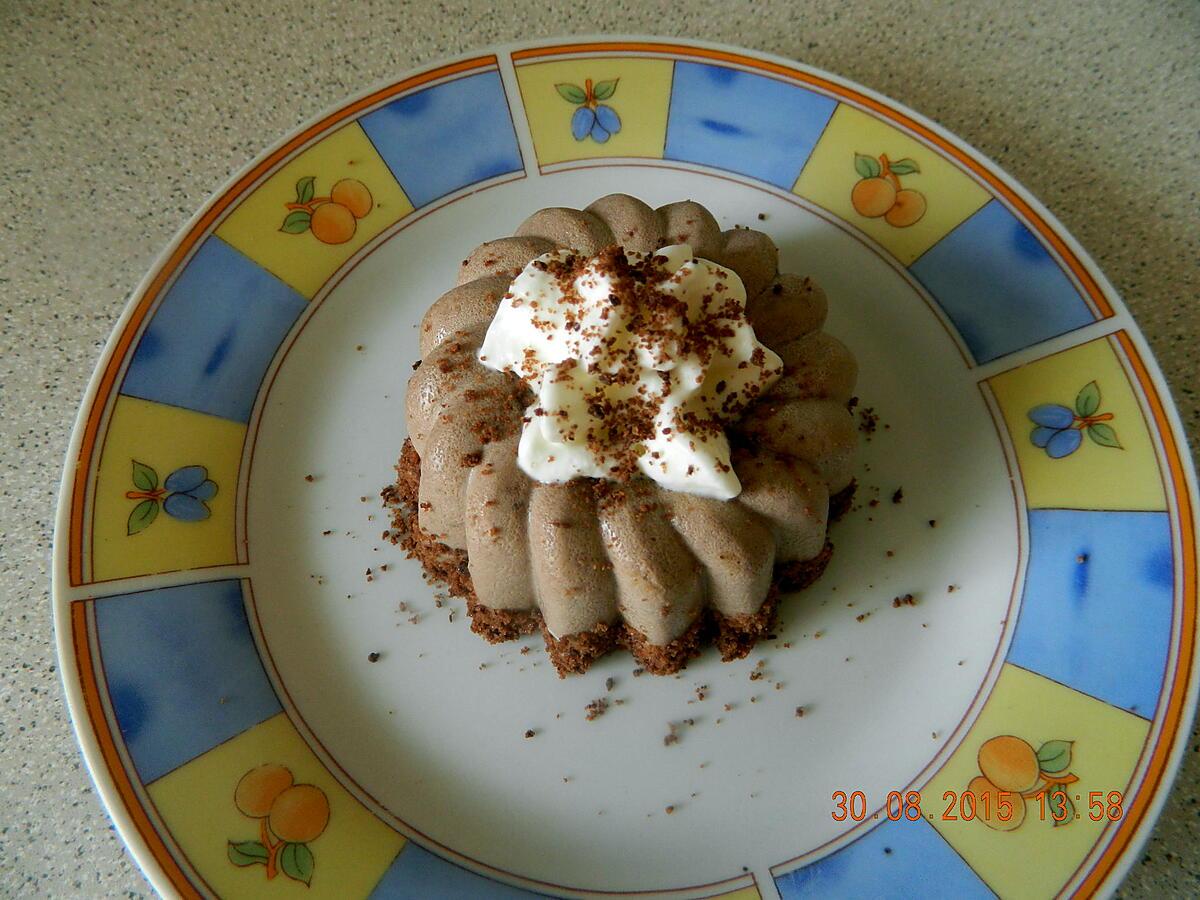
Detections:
[385, 438, 841, 676]
[618, 616, 706, 676]
[776, 541, 834, 593]
[467, 599, 541, 642]
[712, 584, 782, 662]
[542, 621, 622, 676]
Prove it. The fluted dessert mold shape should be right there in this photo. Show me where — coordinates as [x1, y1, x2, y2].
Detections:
[387, 195, 858, 676]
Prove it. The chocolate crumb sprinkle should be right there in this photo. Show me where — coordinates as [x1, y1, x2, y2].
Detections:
[858, 407, 879, 435]
[585, 698, 609, 721]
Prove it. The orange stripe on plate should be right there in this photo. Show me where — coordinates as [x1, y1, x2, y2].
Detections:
[511, 42, 1113, 320]
[67, 55, 498, 586]
[1070, 335, 1198, 896]
[72, 602, 203, 898]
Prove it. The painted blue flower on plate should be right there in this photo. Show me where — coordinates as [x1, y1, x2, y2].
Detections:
[1028, 381, 1122, 459]
[557, 78, 622, 143]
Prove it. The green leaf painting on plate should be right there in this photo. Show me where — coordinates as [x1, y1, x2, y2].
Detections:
[280, 210, 313, 234]
[280, 842, 315, 885]
[227, 841, 270, 867]
[555, 83, 587, 104]
[1075, 380, 1101, 418]
[126, 499, 159, 535]
[295, 175, 316, 205]
[592, 78, 619, 101]
[1036, 739, 1073, 774]
[131, 460, 158, 492]
[854, 153, 881, 179]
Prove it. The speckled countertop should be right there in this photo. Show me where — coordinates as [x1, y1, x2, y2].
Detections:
[1, 0, 1197, 896]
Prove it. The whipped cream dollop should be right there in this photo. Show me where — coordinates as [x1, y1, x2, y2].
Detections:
[478, 244, 783, 499]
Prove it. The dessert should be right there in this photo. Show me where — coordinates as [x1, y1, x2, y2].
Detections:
[384, 195, 857, 675]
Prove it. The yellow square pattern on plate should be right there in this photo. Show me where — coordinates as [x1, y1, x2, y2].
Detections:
[793, 104, 991, 265]
[217, 123, 413, 299]
[92, 397, 244, 582]
[989, 337, 1165, 511]
[147, 712, 404, 897]
[515, 58, 673, 167]
[923, 664, 1148, 898]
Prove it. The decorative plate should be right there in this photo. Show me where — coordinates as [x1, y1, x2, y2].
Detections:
[53, 37, 1198, 899]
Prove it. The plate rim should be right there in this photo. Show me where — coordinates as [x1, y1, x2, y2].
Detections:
[52, 33, 1200, 898]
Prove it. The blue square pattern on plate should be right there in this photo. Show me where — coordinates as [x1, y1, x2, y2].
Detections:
[664, 61, 837, 190]
[1007, 509, 1174, 717]
[120, 236, 308, 423]
[93, 580, 281, 784]
[909, 199, 1096, 364]
[370, 843, 539, 899]
[360, 70, 523, 209]
[775, 818, 992, 899]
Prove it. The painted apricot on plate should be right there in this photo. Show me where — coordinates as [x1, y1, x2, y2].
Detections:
[331, 178, 373, 218]
[234, 763, 294, 819]
[850, 177, 896, 218]
[310, 202, 357, 245]
[269, 783, 331, 844]
[885, 189, 927, 227]
[968, 775, 1025, 832]
[978, 735, 1041, 793]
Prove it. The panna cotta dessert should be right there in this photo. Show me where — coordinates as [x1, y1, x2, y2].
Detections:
[384, 195, 858, 676]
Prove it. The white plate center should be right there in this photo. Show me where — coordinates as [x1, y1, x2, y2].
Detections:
[247, 169, 1019, 890]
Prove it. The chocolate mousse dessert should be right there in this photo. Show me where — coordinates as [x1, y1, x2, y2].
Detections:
[384, 195, 857, 676]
